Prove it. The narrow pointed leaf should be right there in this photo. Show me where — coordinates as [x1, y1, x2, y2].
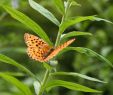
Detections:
[0, 54, 40, 82]
[61, 31, 92, 40]
[46, 80, 101, 93]
[2, 72, 25, 77]
[0, 47, 26, 53]
[70, 1, 81, 6]
[0, 73, 32, 95]
[94, 17, 113, 24]
[53, 0, 65, 14]
[51, 72, 106, 83]
[29, 0, 60, 26]
[59, 16, 113, 33]
[2, 6, 52, 46]
[58, 47, 113, 68]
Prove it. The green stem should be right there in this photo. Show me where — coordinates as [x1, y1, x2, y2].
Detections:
[55, 0, 71, 47]
[54, 31, 62, 47]
[38, 1, 72, 94]
[38, 69, 50, 95]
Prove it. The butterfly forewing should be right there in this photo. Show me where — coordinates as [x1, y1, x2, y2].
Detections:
[24, 33, 50, 48]
[44, 38, 75, 62]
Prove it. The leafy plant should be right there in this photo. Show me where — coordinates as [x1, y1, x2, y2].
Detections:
[0, 0, 113, 95]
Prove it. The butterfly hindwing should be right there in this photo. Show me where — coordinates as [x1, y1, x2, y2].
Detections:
[27, 47, 45, 62]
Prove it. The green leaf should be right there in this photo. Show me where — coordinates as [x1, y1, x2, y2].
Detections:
[59, 47, 113, 68]
[93, 17, 113, 24]
[0, 54, 40, 82]
[2, 5, 52, 46]
[50, 72, 106, 83]
[0, 73, 32, 95]
[53, 0, 65, 14]
[29, 0, 60, 26]
[61, 31, 92, 40]
[59, 16, 113, 34]
[46, 80, 101, 93]
[2, 72, 25, 77]
[0, 47, 26, 54]
[70, 1, 81, 7]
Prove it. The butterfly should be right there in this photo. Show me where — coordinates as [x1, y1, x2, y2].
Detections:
[24, 33, 75, 62]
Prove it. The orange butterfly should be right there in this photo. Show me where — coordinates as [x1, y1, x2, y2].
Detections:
[24, 33, 75, 62]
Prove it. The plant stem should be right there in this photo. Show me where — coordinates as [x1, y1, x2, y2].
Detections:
[38, 69, 50, 95]
[38, 1, 72, 94]
[55, 0, 71, 47]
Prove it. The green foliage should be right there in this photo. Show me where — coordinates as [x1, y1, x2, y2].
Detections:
[29, 0, 60, 26]
[0, 73, 32, 95]
[59, 16, 113, 34]
[59, 47, 113, 67]
[2, 5, 53, 46]
[53, 0, 65, 14]
[46, 80, 101, 92]
[61, 31, 92, 40]
[0, 54, 39, 82]
[50, 72, 106, 83]
[0, 0, 113, 95]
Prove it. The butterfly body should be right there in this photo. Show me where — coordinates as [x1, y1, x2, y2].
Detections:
[24, 33, 75, 62]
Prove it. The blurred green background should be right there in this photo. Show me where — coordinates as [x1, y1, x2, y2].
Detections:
[0, 0, 113, 95]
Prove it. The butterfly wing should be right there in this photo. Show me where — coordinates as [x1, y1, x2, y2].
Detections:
[24, 33, 50, 49]
[27, 47, 45, 62]
[24, 33, 75, 62]
[44, 38, 75, 62]
[24, 33, 52, 62]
